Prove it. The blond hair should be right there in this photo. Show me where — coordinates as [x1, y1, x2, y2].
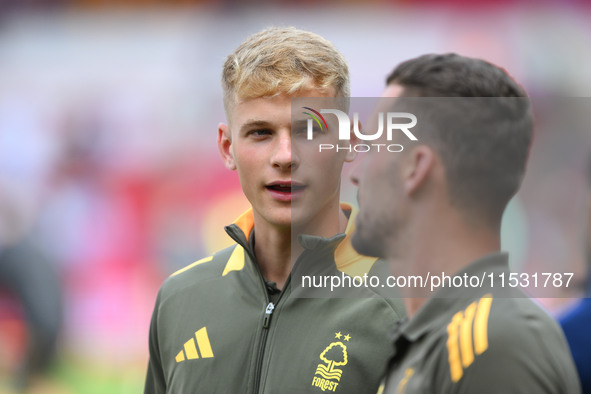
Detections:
[222, 26, 350, 112]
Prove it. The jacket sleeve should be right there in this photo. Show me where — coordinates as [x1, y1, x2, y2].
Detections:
[144, 291, 166, 394]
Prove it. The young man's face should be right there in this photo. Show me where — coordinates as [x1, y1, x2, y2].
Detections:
[219, 87, 356, 233]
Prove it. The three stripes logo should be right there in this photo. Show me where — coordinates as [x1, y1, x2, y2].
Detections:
[446, 295, 493, 382]
[175, 327, 214, 362]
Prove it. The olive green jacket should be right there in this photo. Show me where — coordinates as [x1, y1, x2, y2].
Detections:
[145, 206, 405, 394]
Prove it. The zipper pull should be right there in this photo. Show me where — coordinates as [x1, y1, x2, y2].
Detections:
[263, 302, 275, 329]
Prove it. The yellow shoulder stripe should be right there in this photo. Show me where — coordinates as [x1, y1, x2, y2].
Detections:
[460, 302, 477, 368]
[170, 256, 213, 277]
[446, 312, 464, 382]
[222, 245, 245, 276]
[446, 294, 493, 383]
[474, 296, 493, 355]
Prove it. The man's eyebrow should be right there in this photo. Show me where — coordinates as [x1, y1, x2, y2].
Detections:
[292, 119, 308, 128]
[240, 120, 273, 133]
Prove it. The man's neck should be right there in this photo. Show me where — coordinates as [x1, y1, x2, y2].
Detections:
[252, 204, 349, 290]
[252, 225, 293, 290]
[394, 216, 500, 318]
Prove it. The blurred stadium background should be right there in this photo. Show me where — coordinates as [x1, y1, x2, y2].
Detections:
[0, 0, 590, 392]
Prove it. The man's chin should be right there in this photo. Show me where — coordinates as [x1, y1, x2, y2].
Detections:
[351, 232, 383, 258]
[258, 207, 292, 230]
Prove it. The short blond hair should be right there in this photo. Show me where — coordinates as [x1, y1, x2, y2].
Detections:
[222, 26, 350, 112]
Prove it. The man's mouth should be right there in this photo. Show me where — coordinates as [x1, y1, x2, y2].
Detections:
[265, 182, 306, 200]
[266, 182, 306, 193]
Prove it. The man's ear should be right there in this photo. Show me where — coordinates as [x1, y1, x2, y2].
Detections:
[218, 123, 236, 170]
[344, 119, 361, 163]
[402, 145, 435, 196]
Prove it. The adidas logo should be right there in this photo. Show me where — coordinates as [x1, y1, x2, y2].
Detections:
[175, 327, 214, 362]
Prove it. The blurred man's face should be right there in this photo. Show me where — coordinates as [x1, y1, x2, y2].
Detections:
[351, 84, 407, 258]
[219, 87, 355, 233]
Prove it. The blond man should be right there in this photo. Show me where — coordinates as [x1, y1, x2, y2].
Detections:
[144, 27, 404, 393]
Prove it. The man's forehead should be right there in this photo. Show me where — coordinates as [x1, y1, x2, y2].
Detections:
[227, 95, 289, 125]
[231, 92, 342, 123]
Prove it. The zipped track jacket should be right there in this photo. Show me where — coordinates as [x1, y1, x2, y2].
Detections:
[145, 205, 405, 393]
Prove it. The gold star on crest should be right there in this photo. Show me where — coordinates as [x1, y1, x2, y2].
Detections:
[335, 332, 342, 339]
[344, 334, 351, 341]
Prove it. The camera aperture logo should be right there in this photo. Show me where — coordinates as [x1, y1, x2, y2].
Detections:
[303, 107, 418, 152]
[303, 107, 329, 133]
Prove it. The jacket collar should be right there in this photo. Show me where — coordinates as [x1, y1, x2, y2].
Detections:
[223, 203, 377, 275]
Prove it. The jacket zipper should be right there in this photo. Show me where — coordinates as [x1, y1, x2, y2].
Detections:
[224, 226, 300, 393]
[252, 302, 273, 393]
[236, 239, 277, 393]
[252, 275, 291, 394]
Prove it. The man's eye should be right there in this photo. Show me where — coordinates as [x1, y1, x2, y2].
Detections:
[250, 129, 271, 137]
[294, 126, 321, 136]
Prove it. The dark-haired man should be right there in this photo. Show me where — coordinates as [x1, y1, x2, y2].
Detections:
[352, 53, 580, 393]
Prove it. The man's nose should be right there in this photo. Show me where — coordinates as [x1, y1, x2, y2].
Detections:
[272, 133, 297, 170]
